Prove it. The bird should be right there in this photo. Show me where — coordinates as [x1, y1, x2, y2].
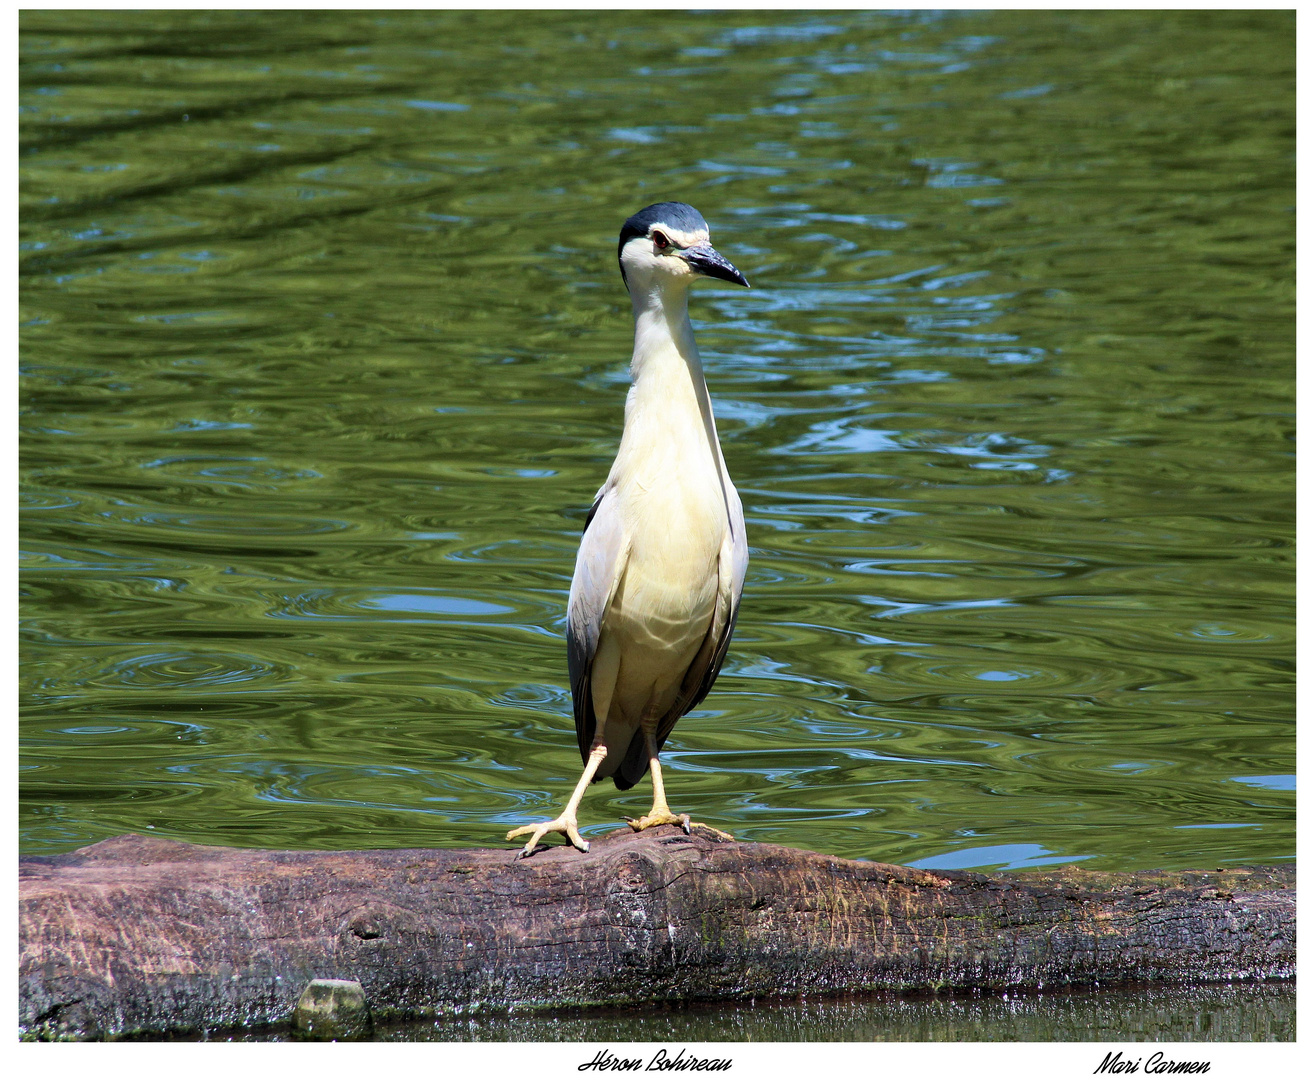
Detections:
[507, 201, 750, 857]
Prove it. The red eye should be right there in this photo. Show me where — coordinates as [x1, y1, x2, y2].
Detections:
[652, 231, 670, 250]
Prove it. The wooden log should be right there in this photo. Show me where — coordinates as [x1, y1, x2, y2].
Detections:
[19, 828, 1294, 1040]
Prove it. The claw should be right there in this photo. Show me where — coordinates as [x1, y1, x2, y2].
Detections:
[506, 816, 589, 857]
[626, 809, 692, 834]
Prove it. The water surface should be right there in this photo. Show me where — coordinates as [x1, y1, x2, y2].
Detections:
[20, 9, 1294, 874]
[163, 984, 1295, 1043]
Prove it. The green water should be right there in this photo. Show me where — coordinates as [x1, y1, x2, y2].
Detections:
[165, 984, 1295, 1043]
[20, 10, 1293, 874]
[391, 984, 1297, 1043]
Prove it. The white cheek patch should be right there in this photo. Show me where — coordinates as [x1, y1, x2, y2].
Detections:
[622, 236, 662, 269]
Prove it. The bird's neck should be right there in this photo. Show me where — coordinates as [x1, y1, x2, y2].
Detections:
[613, 283, 724, 483]
[626, 284, 711, 421]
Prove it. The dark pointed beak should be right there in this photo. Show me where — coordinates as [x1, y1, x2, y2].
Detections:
[680, 242, 750, 288]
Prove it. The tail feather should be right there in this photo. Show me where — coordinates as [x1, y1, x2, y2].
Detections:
[612, 728, 649, 790]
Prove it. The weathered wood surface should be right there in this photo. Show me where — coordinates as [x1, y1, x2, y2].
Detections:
[19, 828, 1294, 1039]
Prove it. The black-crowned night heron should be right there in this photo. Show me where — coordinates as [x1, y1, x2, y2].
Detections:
[508, 202, 750, 856]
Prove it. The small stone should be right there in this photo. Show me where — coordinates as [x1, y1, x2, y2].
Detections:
[293, 978, 372, 1040]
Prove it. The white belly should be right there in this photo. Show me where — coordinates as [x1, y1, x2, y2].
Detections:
[599, 466, 726, 729]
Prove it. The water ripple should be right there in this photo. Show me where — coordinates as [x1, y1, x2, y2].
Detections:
[19, 8, 1293, 872]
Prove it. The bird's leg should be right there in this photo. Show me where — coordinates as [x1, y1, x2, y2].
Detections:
[626, 730, 734, 841]
[625, 733, 688, 834]
[507, 742, 607, 857]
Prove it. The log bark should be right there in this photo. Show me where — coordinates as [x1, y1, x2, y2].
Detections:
[19, 828, 1295, 1040]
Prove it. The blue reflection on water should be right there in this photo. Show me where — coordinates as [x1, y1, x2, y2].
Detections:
[911, 843, 1095, 871]
[363, 593, 512, 616]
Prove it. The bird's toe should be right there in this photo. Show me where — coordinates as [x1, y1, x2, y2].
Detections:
[626, 809, 688, 833]
[506, 816, 588, 856]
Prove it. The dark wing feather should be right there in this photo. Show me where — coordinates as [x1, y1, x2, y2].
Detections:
[566, 484, 627, 765]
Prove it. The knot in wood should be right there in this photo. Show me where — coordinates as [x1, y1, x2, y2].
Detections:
[339, 901, 424, 944]
[350, 916, 383, 941]
[607, 850, 667, 894]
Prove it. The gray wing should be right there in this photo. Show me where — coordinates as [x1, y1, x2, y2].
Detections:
[567, 483, 628, 764]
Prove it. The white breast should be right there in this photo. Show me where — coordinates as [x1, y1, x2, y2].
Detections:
[600, 396, 730, 724]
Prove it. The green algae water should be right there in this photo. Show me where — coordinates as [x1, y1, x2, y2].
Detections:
[20, 10, 1293, 880]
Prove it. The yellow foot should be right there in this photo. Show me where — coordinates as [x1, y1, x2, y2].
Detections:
[506, 815, 588, 857]
[626, 809, 691, 834]
[625, 813, 735, 842]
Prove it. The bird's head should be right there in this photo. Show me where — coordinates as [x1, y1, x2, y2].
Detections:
[617, 202, 749, 295]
